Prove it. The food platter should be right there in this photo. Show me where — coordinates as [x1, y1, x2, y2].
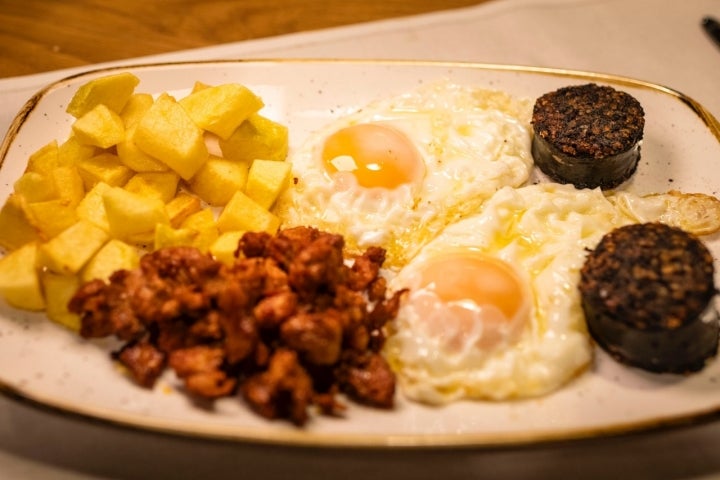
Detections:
[1, 59, 719, 448]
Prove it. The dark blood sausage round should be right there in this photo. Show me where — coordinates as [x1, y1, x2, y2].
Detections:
[579, 222, 719, 374]
[531, 83, 645, 190]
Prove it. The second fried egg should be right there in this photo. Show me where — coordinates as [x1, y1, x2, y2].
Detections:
[384, 184, 630, 404]
[384, 182, 720, 405]
[275, 80, 533, 268]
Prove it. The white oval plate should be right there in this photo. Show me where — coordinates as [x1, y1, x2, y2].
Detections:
[1, 59, 719, 448]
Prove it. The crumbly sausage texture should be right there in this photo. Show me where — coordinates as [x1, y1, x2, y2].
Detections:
[530, 83, 646, 189]
[69, 226, 406, 425]
[532, 83, 645, 159]
[579, 222, 719, 373]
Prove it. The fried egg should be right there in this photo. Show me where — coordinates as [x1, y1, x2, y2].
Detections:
[384, 184, 625, 404]
[385, 183, 720, 405]
[275, 80, 533, 268]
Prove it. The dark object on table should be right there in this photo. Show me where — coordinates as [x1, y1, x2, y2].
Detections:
[702, 16, 720, 50]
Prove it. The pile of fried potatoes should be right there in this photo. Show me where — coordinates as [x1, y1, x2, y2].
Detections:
[0, 72, 293, 330]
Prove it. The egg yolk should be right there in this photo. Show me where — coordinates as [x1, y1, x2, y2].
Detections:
[321, 123, 424, 189]
[418, 252, 525, 319]
[416, 251, 529, 351]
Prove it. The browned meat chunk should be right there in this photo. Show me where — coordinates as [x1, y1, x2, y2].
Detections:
[70, 273, 144, 341]
[236, 230, 272, 258]
[348, 246, 386, 291]
[280, 311, 343, 365]
[131, 247, 220, 322]
[219, 313, 258, 365]
[169, 346, 236, 398]
[241, 349, 313, 425]
[253, 291, 298, 329]
[115, 339, 166, 387]
[68, 225, 402, 426]
[288, 232, 347, 295]
[337, 352, 395, 409]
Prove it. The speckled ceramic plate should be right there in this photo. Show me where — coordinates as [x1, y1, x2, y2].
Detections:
[0, 60, 719, 448]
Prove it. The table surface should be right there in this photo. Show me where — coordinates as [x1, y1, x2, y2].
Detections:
[0, 0, 487, 78]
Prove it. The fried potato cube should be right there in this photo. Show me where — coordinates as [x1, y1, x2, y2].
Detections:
[76, 182, 111, 231]
[134, 93, 209, 180]
[120, 93, 154, 128]
[77, 152, 134, 189]
[219, 114, 289, 163]
[117, 94, 169, 172]
[189, 156, 249, 206]
[0, 243, 44, 311]
[116, 124, 169, 172]
[179, 83, 264, 140]
[66, 72, 140, 118]
[71, 104, 126, 149]
[124, 171, 180, 203]
[216, 190, 280, 234]
[25, 199, 79, 240]
[25, 141, 60, 175]
[14, 171, 58, 203]
[209, 231, 244, 264]
[16, 167, 84, 207]
[244, 159, 293, 209]
[38, 220, 109, 274]
[154, 223, 197, 250]
[102, 186, 169, 241]
[166, 192, 202, 228]
[41, 271, 81, 331]
[81, 239, 139, 283]
[58, 135, 97, 166]
[0, 194, 40, 250]
[51, 165, 85, 207]
[180, 208, 219, 252]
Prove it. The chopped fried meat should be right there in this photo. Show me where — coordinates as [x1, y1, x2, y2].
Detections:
[169, 346, 236, 398]
[260, 258, 291, 296]
[212, 258, 269, 313]
[220, 313, 258, 365]
[241, 349, 313, 425]
[188, 311, 223, 341]
[288, 232, 346, 295]
[280, 311, 343, 365]
[367, 289, 407, 351]
[115, 339, 166, 388]
[253, 291, 298, 329]
[154, 320, 191, 354]
[131, 247, 220, 322]
[70, 274, 143, 341]
[333, 286, 371, 351]
[169, 345, 224, 377]
[367, 276, 388, 303]
[68, 226, 402, 426]
[184, 370, 237, 399]
[337, 352, 396, 409]
[266, 226, 322, 268]
[348, 246, 385, 291]
[369, 289, 407, 331]
[313, 385, 347, 417]
[236, 231, 272, 258]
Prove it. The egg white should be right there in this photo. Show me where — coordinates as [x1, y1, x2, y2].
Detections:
[275, 80, 534, 268]
[384, 183, 640, 404]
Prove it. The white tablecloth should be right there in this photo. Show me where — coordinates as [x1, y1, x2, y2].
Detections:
[2, 0, 720, 478]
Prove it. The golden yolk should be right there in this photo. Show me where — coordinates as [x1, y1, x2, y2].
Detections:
[417, 251, 525, 321]
[321, 123, 424, 189]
